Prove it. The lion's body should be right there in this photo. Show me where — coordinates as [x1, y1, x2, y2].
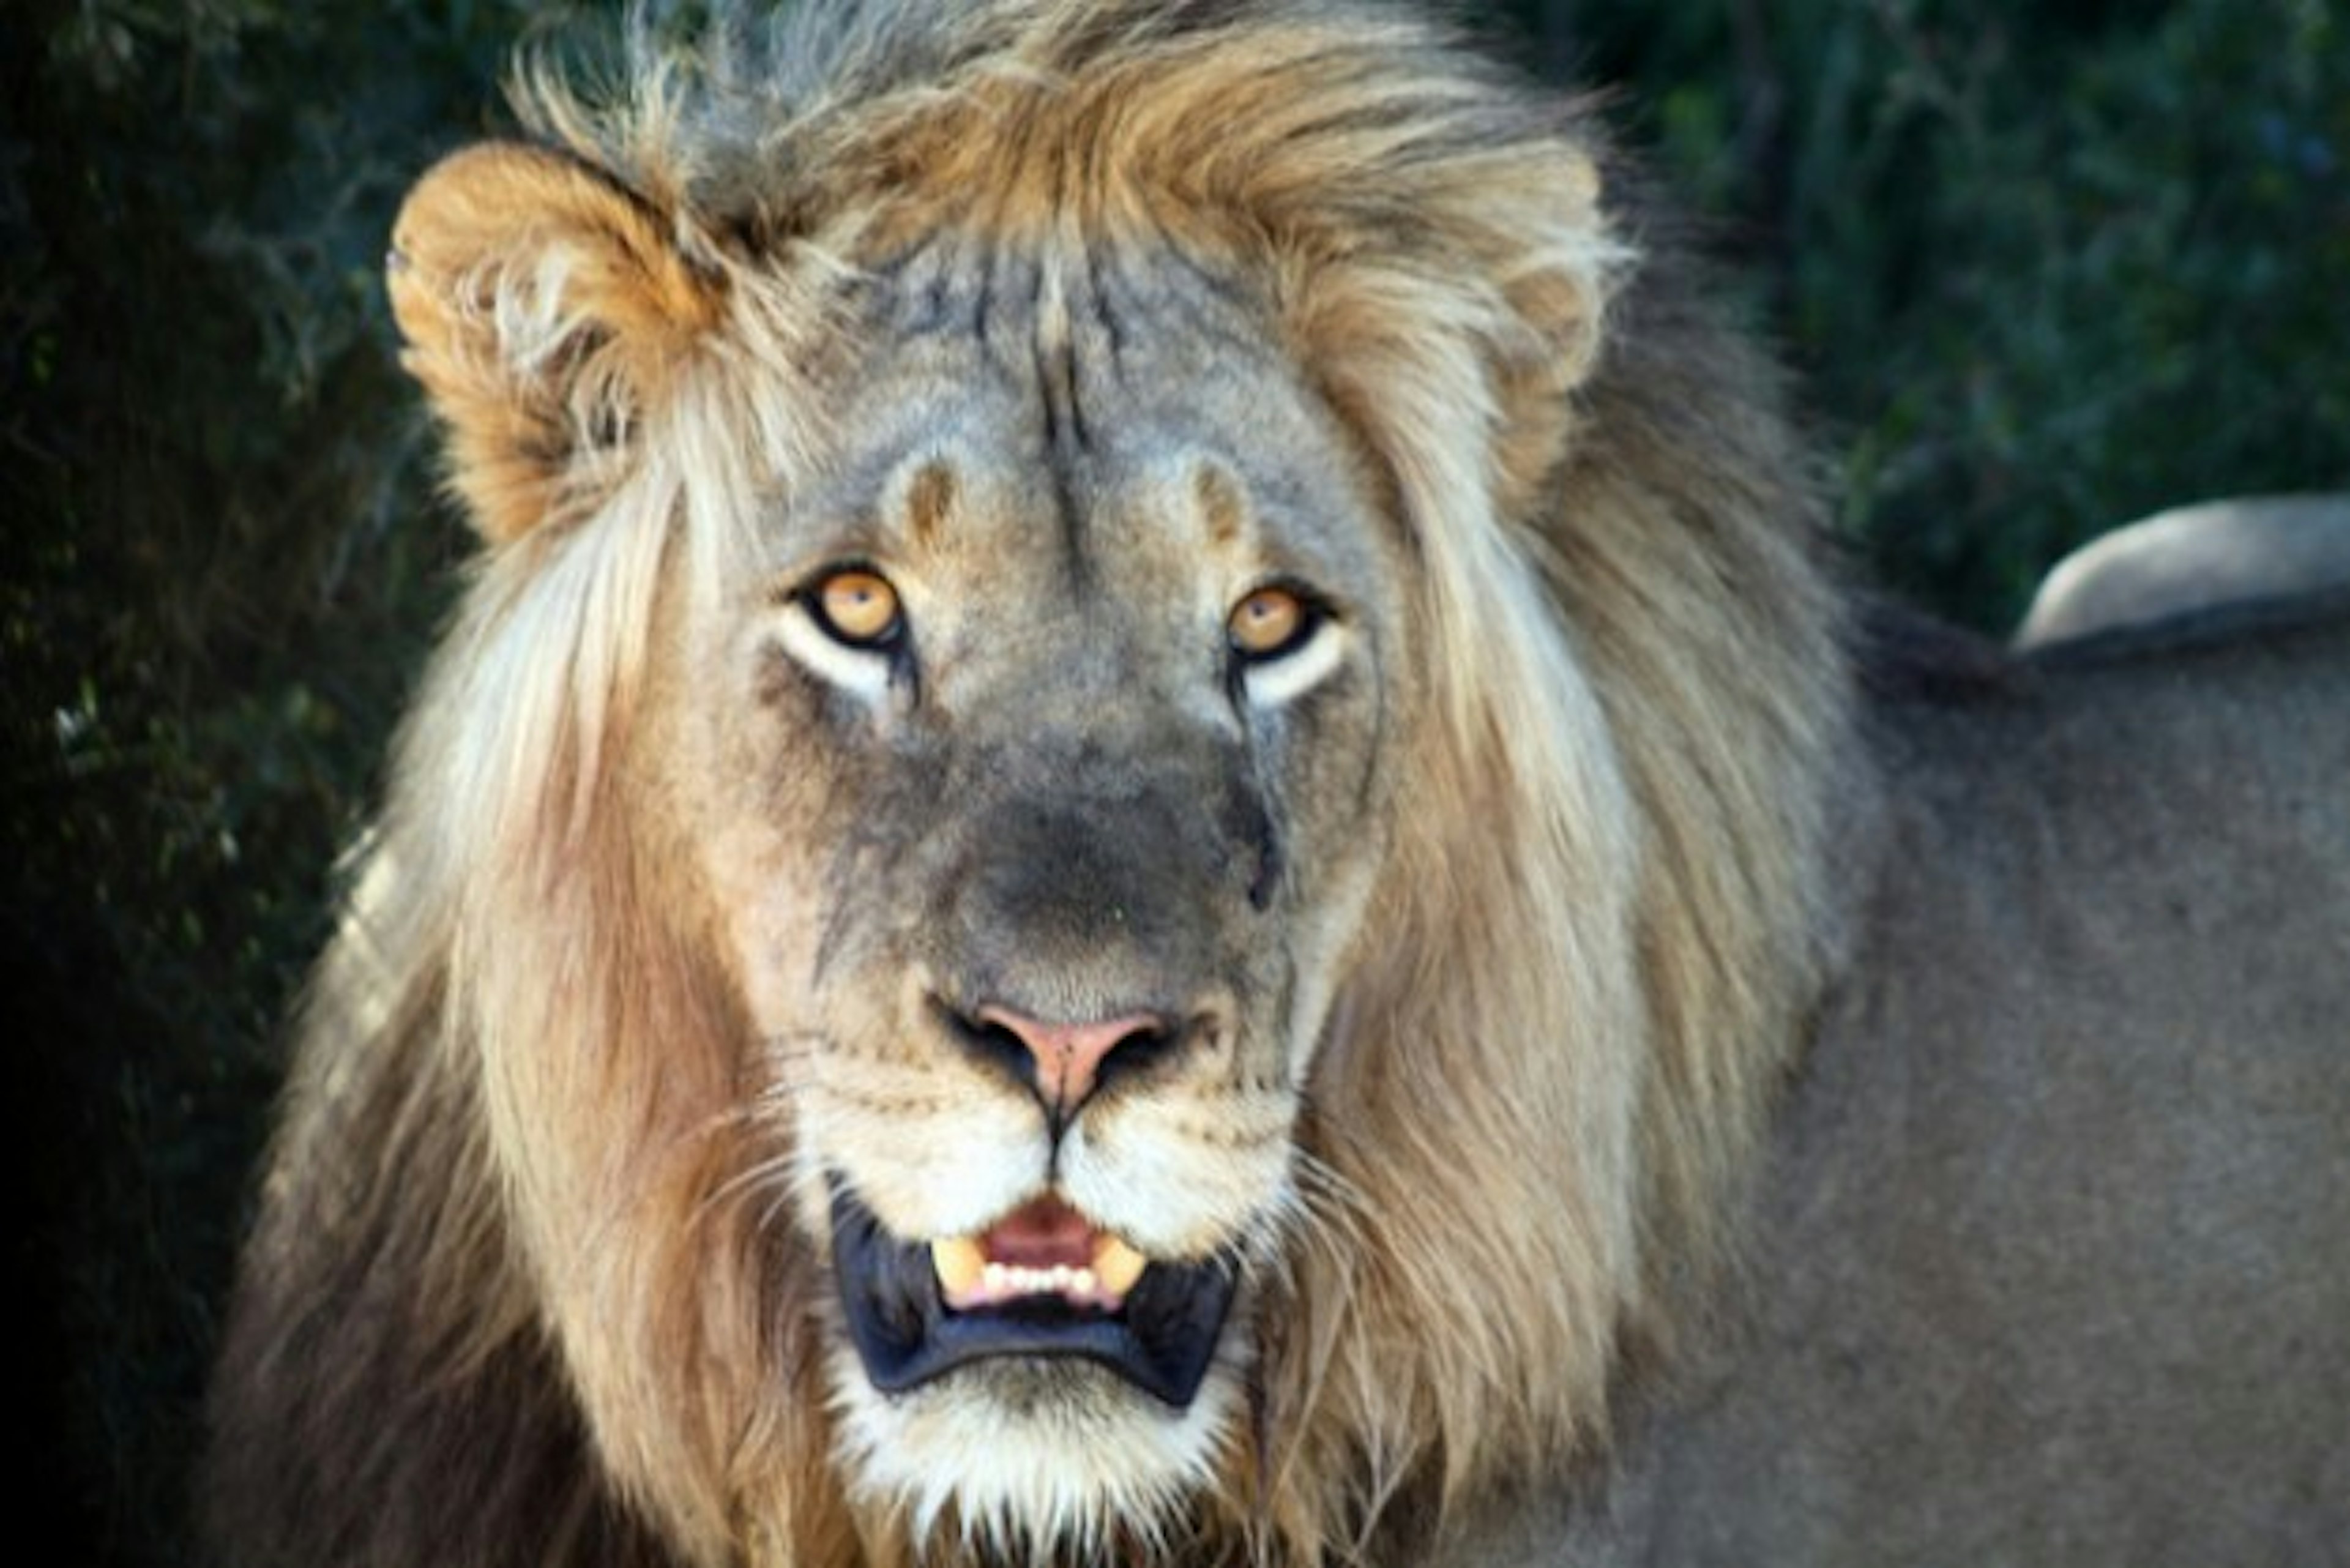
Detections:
[204, 3, 2350, 1566]
[1444, 609, 2350, 1565]
[2015, 494, 2350, 646]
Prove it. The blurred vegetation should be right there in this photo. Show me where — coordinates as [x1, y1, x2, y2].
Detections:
[4, 2, 2342, 1563]
[1504, 0, 2349, 610]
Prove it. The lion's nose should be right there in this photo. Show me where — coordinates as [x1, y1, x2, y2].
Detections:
[966, 1005, 1176, 1116]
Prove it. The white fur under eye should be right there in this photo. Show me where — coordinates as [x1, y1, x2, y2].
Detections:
[777, 606, 896, 705]
[1240, 619, 1346, 708]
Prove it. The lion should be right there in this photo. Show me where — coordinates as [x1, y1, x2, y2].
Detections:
[2014, 494, 2350, 646]
[202, 3, 2350, 1565]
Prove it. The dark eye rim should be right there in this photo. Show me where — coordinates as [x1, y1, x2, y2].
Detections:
[1226, 578, 1333, 666]
[794, 560, 907, 652]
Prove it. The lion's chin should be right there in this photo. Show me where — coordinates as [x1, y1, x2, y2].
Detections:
[828, 1345, 1244, 1555]
[829, 1187, 1239, 1408]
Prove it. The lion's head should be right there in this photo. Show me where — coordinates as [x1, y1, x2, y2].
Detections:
[207, 4, 1848, 1564]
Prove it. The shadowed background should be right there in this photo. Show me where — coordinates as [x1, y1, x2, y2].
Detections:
[4, 2, 2343, 1563]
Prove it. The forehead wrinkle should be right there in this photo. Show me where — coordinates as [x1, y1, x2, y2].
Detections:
[864, 235, 1102, 592]
[832, 232, 1370, 596]
[869, 229, 1273, 412]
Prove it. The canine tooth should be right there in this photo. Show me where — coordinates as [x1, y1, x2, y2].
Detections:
[931, 1236, 986, 1299]
[1093, 1236, 1147, 1296]
[942, 1238, 1136, 1307]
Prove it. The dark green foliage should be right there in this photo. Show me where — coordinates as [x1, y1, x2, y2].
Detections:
[4, 5, 535, 1562]
[6, 3, 2341, 1563]
[1495, 0, 2350, 618]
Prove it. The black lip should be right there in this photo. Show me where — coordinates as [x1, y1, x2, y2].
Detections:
[829, 1188, 1239, 1408]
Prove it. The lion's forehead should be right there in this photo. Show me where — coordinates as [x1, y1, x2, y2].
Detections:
[769, 234, 1387, 607]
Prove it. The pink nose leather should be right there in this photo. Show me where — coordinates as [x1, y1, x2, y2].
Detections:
[977, 1006, 1162, 1110]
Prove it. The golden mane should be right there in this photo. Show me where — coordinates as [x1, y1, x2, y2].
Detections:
[207, 4, 1849, 1564]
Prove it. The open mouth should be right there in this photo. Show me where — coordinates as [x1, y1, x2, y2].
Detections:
[830, 1188, 1238, 1408]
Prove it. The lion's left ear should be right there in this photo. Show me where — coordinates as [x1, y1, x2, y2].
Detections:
[1477, 149, 1627, 525]
[387, 142, 723, 545]
[1488, 256, 1613, 521]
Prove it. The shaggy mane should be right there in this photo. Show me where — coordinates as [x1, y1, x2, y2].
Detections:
[208, 4, 1849, 1565]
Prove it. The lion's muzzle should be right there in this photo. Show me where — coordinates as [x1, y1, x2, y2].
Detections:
[946, 1002, 1211, 1129]
[830, 1187, 1239, 1406]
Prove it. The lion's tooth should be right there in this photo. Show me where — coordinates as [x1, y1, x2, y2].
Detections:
[939, 1233, 1145, 1309]
[1093, 1235, 1147, 1296]
[931, 1236, 987, 1299]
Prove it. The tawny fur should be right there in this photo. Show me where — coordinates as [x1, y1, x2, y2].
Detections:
[205, 5, 1845, 1565]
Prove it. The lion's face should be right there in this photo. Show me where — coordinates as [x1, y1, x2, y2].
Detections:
[666, 239, 1406, 1532]
[323, 17, 1836, 1563]
[206, 7, 1851, 1564]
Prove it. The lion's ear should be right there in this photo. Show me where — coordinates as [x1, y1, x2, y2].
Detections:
[387, 142, 722, 545]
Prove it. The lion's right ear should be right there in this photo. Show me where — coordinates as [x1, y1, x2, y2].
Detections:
[387, 143, 722, 545]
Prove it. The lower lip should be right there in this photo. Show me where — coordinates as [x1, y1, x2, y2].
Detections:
[829, 1186, 1239, 1408]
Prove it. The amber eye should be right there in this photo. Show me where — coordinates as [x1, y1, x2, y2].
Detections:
[1227, 584, 1315, 661]
[808, 567, 903, 649]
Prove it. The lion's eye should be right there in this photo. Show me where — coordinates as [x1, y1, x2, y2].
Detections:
[1227, 581, 1344, 707]
[1227, 584, 1315, 662]
[808, 567, 904, 650]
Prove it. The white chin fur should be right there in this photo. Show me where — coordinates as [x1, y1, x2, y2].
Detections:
[829, 1345, 1242, 1557]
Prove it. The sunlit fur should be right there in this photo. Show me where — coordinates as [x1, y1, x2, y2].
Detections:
[204, 4, 1849, 1566]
